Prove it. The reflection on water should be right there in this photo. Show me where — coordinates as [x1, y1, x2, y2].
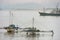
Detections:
[0, 31, 53, 40]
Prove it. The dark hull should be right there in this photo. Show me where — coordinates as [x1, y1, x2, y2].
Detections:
[39, 12, 60, 16]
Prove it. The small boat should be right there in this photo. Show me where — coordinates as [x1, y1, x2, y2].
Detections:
[4, 24, 15, 33]
[4, 11, 18, 33]
[4, 24, 18, 33]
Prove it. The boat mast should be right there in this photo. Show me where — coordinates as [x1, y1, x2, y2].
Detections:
[9, 11, 13, 25]
[32, 17, 34, 27]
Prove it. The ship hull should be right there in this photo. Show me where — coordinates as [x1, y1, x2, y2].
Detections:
[39, 12, 60, 16]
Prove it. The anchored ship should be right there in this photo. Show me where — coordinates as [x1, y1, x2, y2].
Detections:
[39, 9, 60, 16]
[39, 3, 60, 16]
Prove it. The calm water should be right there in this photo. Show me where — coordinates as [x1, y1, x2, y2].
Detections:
[0, 10, 60, 40]
[0, 29, 53, 40]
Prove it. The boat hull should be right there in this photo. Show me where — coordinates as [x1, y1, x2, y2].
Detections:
[7, 28, 15, 33]
[39, 12, 60, 16]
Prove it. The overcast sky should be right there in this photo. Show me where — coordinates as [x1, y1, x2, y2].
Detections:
[0, 0, 60, 10]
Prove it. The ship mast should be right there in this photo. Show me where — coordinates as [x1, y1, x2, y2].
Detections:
[43, 8, 45, 13]
[56, 3, 59, 13]
[9, 11, 14, 25]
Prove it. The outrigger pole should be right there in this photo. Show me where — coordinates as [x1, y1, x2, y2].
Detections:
[32, 17, 34, 27]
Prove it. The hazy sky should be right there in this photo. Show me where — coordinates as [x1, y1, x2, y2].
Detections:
[0, 0, 59, 4]
[0, 0, 60, 9]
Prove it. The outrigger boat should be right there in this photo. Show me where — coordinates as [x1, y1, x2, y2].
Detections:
[22, 17, 40, 35]
[22, 17, 54, 36]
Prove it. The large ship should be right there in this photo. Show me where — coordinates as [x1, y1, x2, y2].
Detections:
[39, 9, 60, 16]
[39, 3, 60, 16]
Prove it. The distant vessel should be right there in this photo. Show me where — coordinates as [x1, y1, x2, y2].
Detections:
[39, 10, 60, 16]
[39, 9, 60, 16]
[39, 3, 60, 16]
